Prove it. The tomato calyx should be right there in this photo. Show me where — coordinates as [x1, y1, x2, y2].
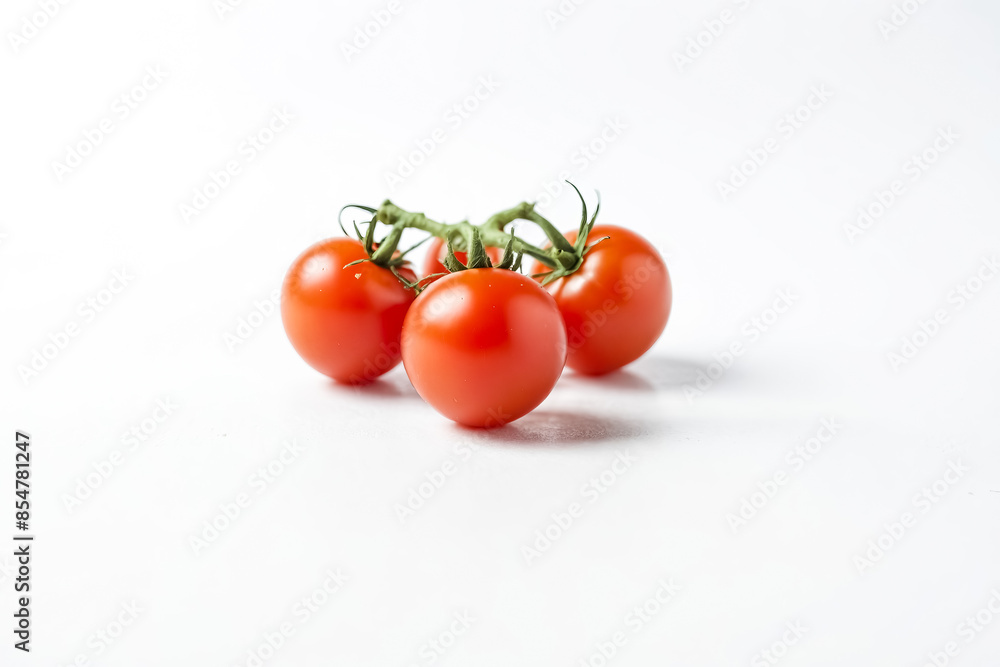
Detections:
[442, 229, 523, 273]
[532, 182, 610, 286]
[337, 203, 428, 287]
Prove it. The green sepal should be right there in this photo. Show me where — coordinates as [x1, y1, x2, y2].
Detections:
[362, 213, 378, 253]
[496, 235, 517, 270]
[443, 240, 467, 272]
[370, 225, 403, 264]
[532, 182, 604, 286]
[338, 204, 377, 238]
[465, 228, 492, 269]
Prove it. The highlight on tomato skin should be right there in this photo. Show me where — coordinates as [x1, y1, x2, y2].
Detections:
[420, 236, 503, 279]
[280, 237, 416, 384]
[401, 269, 567, 428]
[533, 225, 672, 375]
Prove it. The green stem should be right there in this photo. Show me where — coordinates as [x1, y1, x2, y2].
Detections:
[483, 202, 575, 254]
[376, 200, 557, 268]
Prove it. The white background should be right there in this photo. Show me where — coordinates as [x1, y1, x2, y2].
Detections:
[2, 0, 1000, 665]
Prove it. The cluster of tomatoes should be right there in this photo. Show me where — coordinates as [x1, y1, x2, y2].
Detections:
[280, 190, 672, 428]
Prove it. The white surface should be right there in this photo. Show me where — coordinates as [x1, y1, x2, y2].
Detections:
[3, 0, 1000, 665]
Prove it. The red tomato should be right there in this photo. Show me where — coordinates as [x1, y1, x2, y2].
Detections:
[534, 225, 671, 375]
[281, 238, 415, 384]
[421, 237, 503, 278]
[401, 269, 567, 427]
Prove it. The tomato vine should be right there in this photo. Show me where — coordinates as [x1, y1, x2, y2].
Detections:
[338, 181, 610, 290]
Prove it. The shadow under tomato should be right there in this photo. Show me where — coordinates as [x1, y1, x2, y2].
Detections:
[324, 372, 420, 399]
[564, 354, 739, 393]
[458, 410, 660, 446]
[632, 354, 709, 388]
[559, 367, 655, 392]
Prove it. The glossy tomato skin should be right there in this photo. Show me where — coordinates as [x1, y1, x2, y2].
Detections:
[421, 237, 503, 278]
[535, 225, 671, 375]
[401, 269, 567, 428]
[281, 238, 415, 384]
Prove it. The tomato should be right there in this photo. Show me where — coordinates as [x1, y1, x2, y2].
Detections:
[281, 238, 416, 384]
[421, 237, 503, 278]
[401, 269, 567, 427]
[533, 225, 671, 375]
